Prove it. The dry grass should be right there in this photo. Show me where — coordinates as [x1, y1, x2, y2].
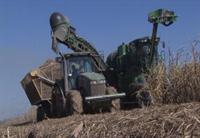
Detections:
[148, 43, 200, 104]
[1, 103, 200, 138]
[1, 106, 38, 128]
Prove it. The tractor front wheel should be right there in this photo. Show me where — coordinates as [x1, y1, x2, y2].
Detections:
[106, 87, 121, 112]
[67, 90, 83, 115]
[136, 91, 152, 108]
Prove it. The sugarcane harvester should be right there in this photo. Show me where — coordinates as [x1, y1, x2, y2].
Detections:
[21, 9, 177, 121]
[106, 9, 177, 107]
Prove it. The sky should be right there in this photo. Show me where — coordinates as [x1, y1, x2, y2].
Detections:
[0, 0, 200, 120]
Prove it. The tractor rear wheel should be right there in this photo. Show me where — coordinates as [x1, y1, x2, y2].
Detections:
[67, 90, 83, 115]
[36, 106, 45, 122]
[106, 87, 121, 112]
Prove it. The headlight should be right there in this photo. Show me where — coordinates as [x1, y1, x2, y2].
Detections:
[90, 80, 97, 84]
[90, 80, 106, 85]
[99, 80, 106, 84]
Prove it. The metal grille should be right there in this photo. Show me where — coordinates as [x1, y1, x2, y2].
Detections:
[90, 83, 106, 96]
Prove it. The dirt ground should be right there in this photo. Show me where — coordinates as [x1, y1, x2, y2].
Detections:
[1, 102, 200, 138]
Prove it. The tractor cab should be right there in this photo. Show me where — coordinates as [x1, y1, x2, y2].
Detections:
[56, 52, 108, 97]
[63, 53, 98, 89]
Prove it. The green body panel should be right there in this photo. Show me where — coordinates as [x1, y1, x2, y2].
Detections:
[78, 72, 106, 97]
[118, 44, 129, 56]
[107, 37, 157, 93]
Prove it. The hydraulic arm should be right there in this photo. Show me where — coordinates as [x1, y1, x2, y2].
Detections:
[148, 9, 177, 65]
[50, 12, 106, 71]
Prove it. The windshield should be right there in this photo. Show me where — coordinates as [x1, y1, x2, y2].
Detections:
[67, 56, 97, 89]
[68, 56, 96, 74]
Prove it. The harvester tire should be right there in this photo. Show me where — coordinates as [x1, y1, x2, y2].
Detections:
[106, 87, 121, 112]
[36, 106, 45, 122]
[136, 91, 152, 108]
[68, 90, 83, 115]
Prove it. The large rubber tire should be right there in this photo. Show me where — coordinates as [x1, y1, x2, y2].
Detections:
[106, 87, 121, 112]
[136, 91, 152, 108]
[67, 90, 83, 115]
[52, 87, 67, 117]
[36, 106, 45, 122]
